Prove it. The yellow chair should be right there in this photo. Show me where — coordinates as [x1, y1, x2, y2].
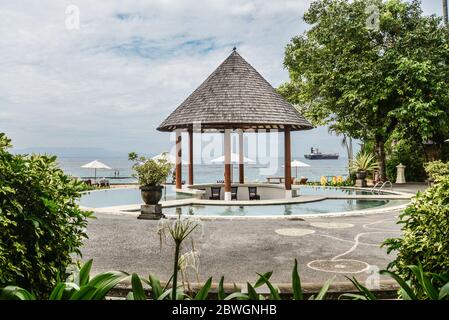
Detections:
[320, 176, 327, 186]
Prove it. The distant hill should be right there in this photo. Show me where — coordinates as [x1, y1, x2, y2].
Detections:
[12, 147, 127, 158]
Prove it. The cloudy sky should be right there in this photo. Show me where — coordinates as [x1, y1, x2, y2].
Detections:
[0, 0, 443, 157]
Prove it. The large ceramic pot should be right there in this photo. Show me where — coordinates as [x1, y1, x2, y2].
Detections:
[140, 185, 163, 205]
[356, 171, 367, 180]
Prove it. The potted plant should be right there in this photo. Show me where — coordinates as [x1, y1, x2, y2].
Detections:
[129, 152, 173, 205]
[350, 152, 379, 181]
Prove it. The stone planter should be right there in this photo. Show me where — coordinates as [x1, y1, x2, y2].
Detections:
[140, 185, 163, 205]
[355, 171, 367, 187]
[138, 185, 164, 220]
[356, 171, 367, 180]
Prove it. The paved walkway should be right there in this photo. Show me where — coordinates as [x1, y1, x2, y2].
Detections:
[80, 183, 427, 285]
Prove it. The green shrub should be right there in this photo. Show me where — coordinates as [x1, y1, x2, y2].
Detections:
[424, 161, 449, 182]
[350, 152, 379, 173]
[383, 175, 449, 298]
[129, 152, 172, 186]
[0, 133, 92, 297]
[386, 140, 426, 182]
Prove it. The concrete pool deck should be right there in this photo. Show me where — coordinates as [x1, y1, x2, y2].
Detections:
[80, 183, 426, 285]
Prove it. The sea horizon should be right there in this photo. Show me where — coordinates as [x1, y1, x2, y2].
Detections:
[52, 154, 350, 184]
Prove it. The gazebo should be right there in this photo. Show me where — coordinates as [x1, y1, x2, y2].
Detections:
[157, 48, 313, 200]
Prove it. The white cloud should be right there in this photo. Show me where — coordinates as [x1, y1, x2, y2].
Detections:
[0, 0, 442, 154]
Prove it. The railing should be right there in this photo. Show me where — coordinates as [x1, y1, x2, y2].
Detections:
[371, 181, 393, 193]
[371, 181, 383, 193]
[379, 181, 393, 192]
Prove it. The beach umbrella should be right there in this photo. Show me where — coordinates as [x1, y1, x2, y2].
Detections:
[81, 160, 112, 182]
[211, 153, 255, 183]
[210, 153, 255, 164]
[152, 152, 176, 164]
[282, 159, 310, 178]
[152, 152, 189, 164]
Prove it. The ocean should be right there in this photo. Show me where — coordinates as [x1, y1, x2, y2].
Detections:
[57, 156, 350, 184]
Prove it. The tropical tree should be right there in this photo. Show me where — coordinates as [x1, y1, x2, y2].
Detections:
[280, 0, 449, 181]
[328, 125, 354, 174]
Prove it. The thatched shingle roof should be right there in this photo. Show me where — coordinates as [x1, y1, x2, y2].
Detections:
[157, 49, 313, 132]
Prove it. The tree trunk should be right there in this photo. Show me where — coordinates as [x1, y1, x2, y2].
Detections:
[344, 135, 351, 175]
[375, 137, 386, 182]
[444, 0, 449, 27]
[348, 137, 353, 162]
[344, 136, 354, 175]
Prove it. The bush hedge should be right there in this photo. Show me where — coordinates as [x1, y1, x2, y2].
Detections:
[386, 140, 426, 182]
[384, 168, 449, 298]
[425, 161, 449, 182]
[0, 133, 92, 297]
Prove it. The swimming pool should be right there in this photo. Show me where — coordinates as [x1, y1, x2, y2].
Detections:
[79, 185, 390, 208]
[79, 186, 184, 208]
[163, 199, 408, 217]
[78, 186, 408, 217]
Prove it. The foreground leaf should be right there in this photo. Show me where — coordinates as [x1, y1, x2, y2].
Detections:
[78, 259, 93, 286]
[131, 273, 147, 300]
[344, 276, 376, 300]
[48, 283, 68, 300]
[194, 278, 212, 300]
[256, 273, 280, 300]
[87, 271, 129, 300]
[145, 274, 163, 299]
[292, 259, 303, 300]
[254, 271, 273, 288]
[408, 264, 438, 300]
[224, 292, 249, 300]
[438, 282, 449, 300]
[380, 270, 417, 300]
[70, 286, 97, 300]
[0, 286, 36, 300]
[246, 283, 259, 300]
[313, 277, 334, 300]
[218, 276, 225, 300]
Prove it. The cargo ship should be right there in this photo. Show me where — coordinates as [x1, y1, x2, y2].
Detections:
[304, 147, 339, 160]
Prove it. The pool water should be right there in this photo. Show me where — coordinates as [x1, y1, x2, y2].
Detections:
[79, 187, 178, 208]
[164, 200, 408, 216]
[78, 186, 404, 216]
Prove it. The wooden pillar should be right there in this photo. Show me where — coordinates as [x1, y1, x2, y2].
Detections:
[239, 130, 244, 184]
[224, 129, 231, 200]
[284, 127, 292, 198]
[175, 131, 182, 189]
[188, 128, 193, 185]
